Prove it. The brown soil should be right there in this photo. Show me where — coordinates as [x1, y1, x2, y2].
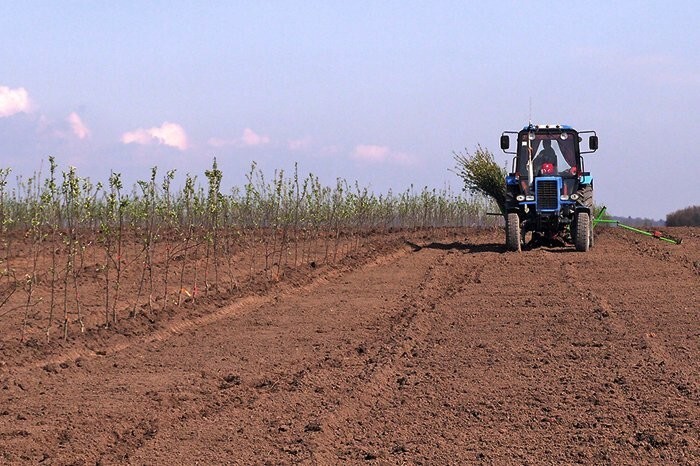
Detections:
[0, 227, 698, 465]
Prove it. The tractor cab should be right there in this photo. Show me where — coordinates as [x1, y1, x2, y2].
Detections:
[501, 124, 597, 210]
[515, 129, 579, 195]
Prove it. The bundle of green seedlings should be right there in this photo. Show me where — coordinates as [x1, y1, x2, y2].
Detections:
[0, 158, 498, 342]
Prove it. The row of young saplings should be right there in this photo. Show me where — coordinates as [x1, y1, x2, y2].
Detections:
[0, 158, 496, 343]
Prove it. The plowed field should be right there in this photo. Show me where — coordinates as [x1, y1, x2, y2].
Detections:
[1, 227, 699, 465]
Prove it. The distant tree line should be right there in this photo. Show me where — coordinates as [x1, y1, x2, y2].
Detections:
[666, 205, 700, 226]
[608, 215, 664, 228]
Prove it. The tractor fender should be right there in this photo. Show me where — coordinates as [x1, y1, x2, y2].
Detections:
[579, 174, 593, 186]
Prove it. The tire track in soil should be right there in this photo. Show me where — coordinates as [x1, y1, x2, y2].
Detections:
[122, 240, 468, 465]
[421, 243, 698, 464]
[355, 241, 698, 464]
[560, 247, 699, 458]
[560, 259, 628, 336]
[24, 246, 413, 373]
[565, 250, 699, 403]
[2, 243, 421, 465]
[2, 229, 698, 464]
[307, 245, 621, 464]
[309, 247, 466, 463]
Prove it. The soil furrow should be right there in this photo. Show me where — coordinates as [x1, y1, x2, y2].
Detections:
[0, 228, 698, 465]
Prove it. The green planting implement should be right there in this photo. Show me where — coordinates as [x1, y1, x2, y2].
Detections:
[592, 206, 682, 244]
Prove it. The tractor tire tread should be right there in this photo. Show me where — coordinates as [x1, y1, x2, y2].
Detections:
[578, 184, 594, 209]
[575, 212, 590, 252]
[506, 213, 521, 252]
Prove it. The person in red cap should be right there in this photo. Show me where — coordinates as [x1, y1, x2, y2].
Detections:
[537, 139, 557, 175]
[540, 162, 555, 175]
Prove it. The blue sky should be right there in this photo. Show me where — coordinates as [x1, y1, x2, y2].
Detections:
[1, 1, 698, 219]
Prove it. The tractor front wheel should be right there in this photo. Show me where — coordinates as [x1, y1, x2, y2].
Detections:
[506, 212, 521, 252]
[575, 212, 590, 252]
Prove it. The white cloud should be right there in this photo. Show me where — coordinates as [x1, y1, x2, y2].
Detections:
[353, 144, 390, 162]
[35, 114, 71, 140]
[352, 144, 415, 166]
[389, 151, 415, 165]
[240, 128, 270, 146]
[122, 128, 152, 145]
[288, 137, 313, 151]
[207, 128, 271, 148]
[67, 112, 90, 139]
[121, 122, 188, 150]
[0, 86, 31, 117]
[149, 122, 188, 149]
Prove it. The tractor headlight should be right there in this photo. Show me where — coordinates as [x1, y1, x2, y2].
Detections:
[570, 193, 580, 201]
[516, 194, 525, 202]
[560, 194, 570, 201]
[525, 195, 535, 201]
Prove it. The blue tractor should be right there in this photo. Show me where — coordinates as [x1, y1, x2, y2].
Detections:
[500, 124, 599, 252]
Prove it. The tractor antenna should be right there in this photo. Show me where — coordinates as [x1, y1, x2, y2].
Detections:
[528, 97, 532, 125]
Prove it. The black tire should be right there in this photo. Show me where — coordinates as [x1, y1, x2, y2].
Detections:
[506, 212, 521, 252]
[577, 184, 593, 208]
[575, 212, 590, 252]
[575, 184, 594, 249]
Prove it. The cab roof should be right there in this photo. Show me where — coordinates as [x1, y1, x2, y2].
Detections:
[521, 124, 574, 131]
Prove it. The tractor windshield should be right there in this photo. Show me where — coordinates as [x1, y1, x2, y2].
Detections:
[516, 131, 578, 184]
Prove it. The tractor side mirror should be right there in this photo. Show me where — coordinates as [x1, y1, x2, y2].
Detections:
[500, 134, 510, 150]
[589, 135, 599, 151]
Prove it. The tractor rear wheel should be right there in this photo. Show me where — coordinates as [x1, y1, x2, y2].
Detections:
[575, 212, 590, 252]
[506, 212, 521, 252]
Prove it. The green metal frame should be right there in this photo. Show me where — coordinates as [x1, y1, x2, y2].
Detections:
[592, 207, 682, 244]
